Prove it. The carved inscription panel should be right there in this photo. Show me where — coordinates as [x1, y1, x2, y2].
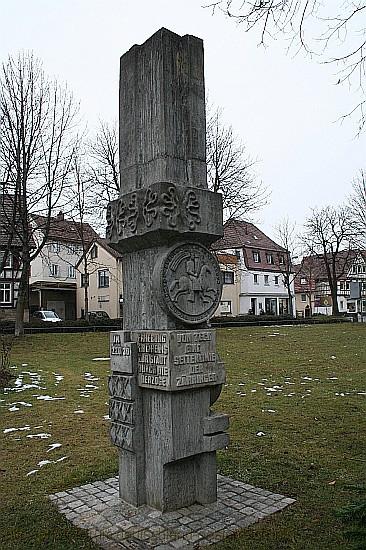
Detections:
[130, 329, 225, 391]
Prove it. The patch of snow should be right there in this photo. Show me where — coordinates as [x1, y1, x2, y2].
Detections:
[36, 395, 65, 401]
[331, 356, 336, 360]
[26, 433, 51, 439]
[262, 409, 276, 413]
[8, 406, 19, 411]
[103, 415, 110, 420]
[92, 357, 110, 361]
[256, 431, 266, 436]
[3, 425, 31, 434]
[47, 443, 62, 452]
[302, 376, 313, 381]
[74, 409, 84, 414]
[26, 469, 39, 476]
[21, 364, 28, 367]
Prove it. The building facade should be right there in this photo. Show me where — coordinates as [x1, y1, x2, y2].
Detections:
[0, 194, 30, 321]
[76, 238, 123, 319]
[294, 252, 366, 318]
[29, 212, 98, 320]
[213, 219, 295, 317]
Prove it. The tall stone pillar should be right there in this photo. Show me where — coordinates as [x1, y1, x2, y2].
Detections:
[107, 28, 229, 512]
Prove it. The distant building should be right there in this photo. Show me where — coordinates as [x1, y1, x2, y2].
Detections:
[215, 252, 240, 316]
[0, 194, 33, 322]
[294, 251, 366, 317]
[213, 219, 295, 316]
[29, 212, 99, 320]
[76, 238, 123, 319]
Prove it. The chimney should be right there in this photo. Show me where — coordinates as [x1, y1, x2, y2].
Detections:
[56, 211, 64, 221]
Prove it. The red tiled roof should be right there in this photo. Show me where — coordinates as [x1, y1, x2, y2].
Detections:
[212, 219, 288, 272]
[212, 219, 287, 253]
[33, 213, 99, 245]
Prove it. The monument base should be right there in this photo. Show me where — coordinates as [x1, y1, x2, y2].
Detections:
[50, 475, 295, 549]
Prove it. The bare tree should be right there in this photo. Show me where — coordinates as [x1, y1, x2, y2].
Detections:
[274, 218, 301, 317]
[0, 53, 78, 336]
[206, 107, 268, 220]
[87, 120, 120, 222]
[303, 205, 356, 315]
[349, 169, 366, 244]
[206, 1, 366, 132]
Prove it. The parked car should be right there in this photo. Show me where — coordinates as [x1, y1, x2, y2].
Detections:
[32, 310, 62, 323]
[87, 311, 110, 321]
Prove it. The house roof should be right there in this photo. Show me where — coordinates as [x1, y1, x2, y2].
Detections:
[0, 194, 35, 249]
[33, 212, 99, 245]
[212, 219, 288, 272]
[212, 219, 287, 253]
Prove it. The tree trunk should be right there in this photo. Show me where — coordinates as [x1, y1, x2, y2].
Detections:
[331, 283, 339, 316]
[83, 260, 89, 319]
[14, 261, 29, 337]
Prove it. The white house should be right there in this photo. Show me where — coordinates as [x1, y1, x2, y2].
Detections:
[29, 212, 99, 320]
[213, 219, 295, 316]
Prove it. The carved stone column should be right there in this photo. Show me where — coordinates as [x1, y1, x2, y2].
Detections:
[107, 28, 229, 512]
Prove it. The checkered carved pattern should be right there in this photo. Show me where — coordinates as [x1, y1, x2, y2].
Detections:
[110, 422, 134, 450]
[108, 375, 133, 400]
[109, 399, 134, 425]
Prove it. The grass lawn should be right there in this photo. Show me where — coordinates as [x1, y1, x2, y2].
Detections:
[0, 324, 365, 549]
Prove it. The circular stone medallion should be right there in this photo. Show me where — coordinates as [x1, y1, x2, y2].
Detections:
[154, 242, 222, 324]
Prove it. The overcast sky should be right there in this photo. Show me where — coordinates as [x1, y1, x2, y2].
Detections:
[1, 0, 364, 239]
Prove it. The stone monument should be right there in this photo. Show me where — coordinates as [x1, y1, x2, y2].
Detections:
[106, 28, 229, 512]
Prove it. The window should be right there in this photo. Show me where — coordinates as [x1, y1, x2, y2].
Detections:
[50, 242, 61, 253]
[264, 275, 269, 286]
[300, 278, 307, 285]
[274, 276, 279, 285]
[98, 295, 109, 303]
[358, 265, 363, 273]
[279, 255, 284, 265]
[340, 282, 344, 291]
[340, 300, 344, 309]
[252, 251, 261, 263]
[50, 264, 59, 277]
[346, 282, 350, 290]
[98, 270, 109, 288]
[253, 274, 259, 285]
[68, 265, 76, 279]
[220, 300, 232, 314]
[266, 253, 274, 264]
[91, 245, 98, 259]
[222, 271, 234, 284]
[0, 252, 12, 269]
[81, 273, 89, 287]
[67, 244, 77, 254]
[352, 265, 357, 274]
[0, 283, 11, 304]
[301, 294, 307, 302]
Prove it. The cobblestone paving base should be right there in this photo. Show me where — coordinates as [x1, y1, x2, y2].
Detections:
[49, 475, 295, 549]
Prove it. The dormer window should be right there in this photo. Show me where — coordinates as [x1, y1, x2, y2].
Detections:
[252, 251, 261, 263]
